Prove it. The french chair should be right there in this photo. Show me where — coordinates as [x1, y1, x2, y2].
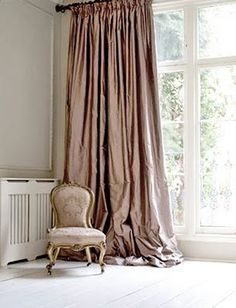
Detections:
[46, 183, 106, 275]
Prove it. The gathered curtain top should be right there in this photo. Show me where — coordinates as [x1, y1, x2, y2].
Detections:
[71, 0, 152, 16]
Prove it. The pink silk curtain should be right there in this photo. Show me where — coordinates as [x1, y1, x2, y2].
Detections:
[63, 0, 183, 267]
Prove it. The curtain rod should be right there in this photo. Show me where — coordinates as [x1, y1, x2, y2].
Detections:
[55, 0, 112, 13]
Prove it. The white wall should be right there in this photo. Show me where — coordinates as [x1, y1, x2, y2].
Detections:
[55, 0, 88, 181]
[0, 0, 62, 179]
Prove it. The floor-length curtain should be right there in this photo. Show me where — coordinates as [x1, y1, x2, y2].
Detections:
[63, 0, 183, 266]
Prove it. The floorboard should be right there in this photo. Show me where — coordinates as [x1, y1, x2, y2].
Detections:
[0, 259, 236, 307]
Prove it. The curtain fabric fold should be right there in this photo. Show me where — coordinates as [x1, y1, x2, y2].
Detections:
[63, 0, 183, 267]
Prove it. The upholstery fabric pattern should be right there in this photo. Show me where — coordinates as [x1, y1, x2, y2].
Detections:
[48, 227, 105, 245]
[53, 186, 91, 227]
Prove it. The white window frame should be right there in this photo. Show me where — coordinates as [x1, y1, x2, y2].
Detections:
[153, 0, 236, 241]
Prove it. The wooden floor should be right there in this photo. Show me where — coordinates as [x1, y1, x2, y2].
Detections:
[0, 259, 236, 307]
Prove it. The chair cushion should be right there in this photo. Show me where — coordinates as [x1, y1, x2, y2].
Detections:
[48, 227, 106, 246]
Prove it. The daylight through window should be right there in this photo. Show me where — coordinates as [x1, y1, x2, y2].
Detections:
[154, 0, 236, 234]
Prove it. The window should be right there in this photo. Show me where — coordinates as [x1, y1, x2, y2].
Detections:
[154, 10, 185, 62]
[154, 8, 186, 229]
[159, 71, 184, 226]
[198, 4, 236, 58]
[153, 0, 236, 234]
[199, 66, 236, 228]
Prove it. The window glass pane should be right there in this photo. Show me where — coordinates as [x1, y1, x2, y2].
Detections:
[159, 72, 184, 121]
[159, 71, 184, 226]
[200, 67, 236, 120]
[154, 10, 184, 62]
[200, 66, 236, 227]
[200, 173, 236, 227]
[168, 174, 184, 226]
[162, 123, 183, 154]
[165, 153, 184, 174]
[198, 4, 236, 58]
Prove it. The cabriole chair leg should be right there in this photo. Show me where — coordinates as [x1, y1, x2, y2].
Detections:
[46, 244, 60, 275]
[86, 247, 92, 266]
[99, 242, 106, 273]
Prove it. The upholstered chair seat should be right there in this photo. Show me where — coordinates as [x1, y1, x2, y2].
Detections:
[48, 227, 106, 246]
[46, 183, 106, 275]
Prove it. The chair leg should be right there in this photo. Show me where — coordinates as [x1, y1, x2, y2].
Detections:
[86, 247, 92, 266]
[46, 243, 60, 275]
[54, 247, 60, 261]
[99, 242, 106, 273]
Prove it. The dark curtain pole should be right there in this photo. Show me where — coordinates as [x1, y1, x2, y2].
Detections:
[55, 0, 112, 12]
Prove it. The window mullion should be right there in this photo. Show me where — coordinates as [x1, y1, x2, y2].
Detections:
[184, 3, 198, 236]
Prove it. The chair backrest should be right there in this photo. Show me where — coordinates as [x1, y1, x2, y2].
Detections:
[50, 183, 94, 228]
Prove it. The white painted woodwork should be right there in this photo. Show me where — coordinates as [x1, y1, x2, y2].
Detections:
[0, 178, 58, 266]
[0, 0, 56, 173]
[0, 259, 236, 307]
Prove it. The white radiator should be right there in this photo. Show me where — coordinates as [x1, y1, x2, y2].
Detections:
[0, 178, 58, 266]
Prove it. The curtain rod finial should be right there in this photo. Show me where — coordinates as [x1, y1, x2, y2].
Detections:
[55, 4, 65, 13]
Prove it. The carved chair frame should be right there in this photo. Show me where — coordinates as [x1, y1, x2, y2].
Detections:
[46, 183, 106, 275]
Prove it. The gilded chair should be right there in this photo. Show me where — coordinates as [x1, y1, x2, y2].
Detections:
[46, 183, 106, 275]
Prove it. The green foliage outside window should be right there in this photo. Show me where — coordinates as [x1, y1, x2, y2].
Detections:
[159, 72, 184, 225]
